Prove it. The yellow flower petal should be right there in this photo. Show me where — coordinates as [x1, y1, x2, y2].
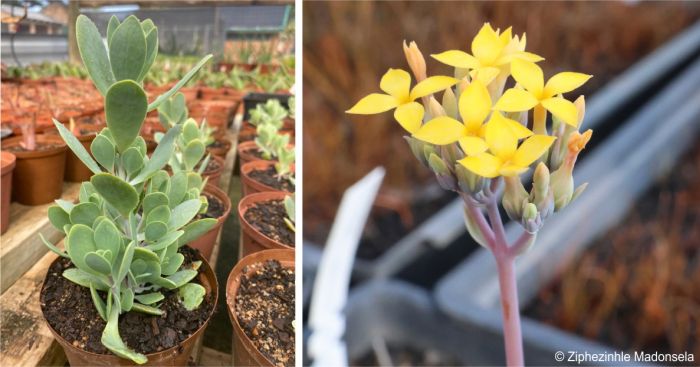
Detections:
[412, 116, 464, 145]
[511, 134, 556, 167]
[499, 164, 529, 177]
[493, 88, 538, 112]
[380, 68, 411, 101]
[511, 58, 544, 97]
[458, 153, 502, 178]
[409, 76, 458, 100]
[541, 97, 579, 127]
[431, 50, 480, 69]
[543, 72, 592, 98]
[490, 111, 533, 139]
[347, 93, 399, 114]
[499, 27, 513, 47]
[497, 51, 545, 66]
[472, 67, 500, 85]
[393, 102, 424, 134]
[459, 80, 491, 132]
[484, 113, 518, 160]
[471, 23, 503, 65]
[458, 136, 489, 156]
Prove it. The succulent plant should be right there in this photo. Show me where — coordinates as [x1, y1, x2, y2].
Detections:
[275, 144, 295, 185]
[41, 14, 215, 364]
[249, 99, 288, 128]
[254, 123, 289, 160]
[283, 195, 295, 233]
[156, 92, 214, 174]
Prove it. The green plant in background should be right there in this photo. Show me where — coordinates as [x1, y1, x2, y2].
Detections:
[249, 99, 289, 128]
[283, 195, 295, 232]
[288, 96, 296, 118]
[255, 123, 289, 160]
[40, 14, 215, 364]
[156, 92, 214, 174]
[275, 144, 295, 185]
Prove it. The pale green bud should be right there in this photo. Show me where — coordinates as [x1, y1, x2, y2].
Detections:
[502, 176, 528, 221]
[550, 166, 574, 211]
[456, 163, 485, 194]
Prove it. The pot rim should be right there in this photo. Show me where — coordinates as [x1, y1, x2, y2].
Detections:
[2, 135, 67, 159]
[40, 246, 219, 362]
[240, 160, 295, 194]
[1, 151, 17, 175]
[237, 191, 295, 249]
[202, 183, 232, 224]
[202, 154, 225, 176]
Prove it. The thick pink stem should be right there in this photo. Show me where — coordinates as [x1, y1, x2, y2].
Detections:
[495, 251, 525, 367]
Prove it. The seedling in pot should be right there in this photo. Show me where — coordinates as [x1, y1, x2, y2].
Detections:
[40, 14, 215, 364]
[255, 123, 290, 160]
[283, 195, 295, 233]
[347, 24, 593, 366]
[249, 99, 289, 129]
[275, 144, 295, 186]
[18, 113, 37, 150]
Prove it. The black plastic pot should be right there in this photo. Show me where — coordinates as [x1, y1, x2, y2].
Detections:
[242, 92, 292, 121]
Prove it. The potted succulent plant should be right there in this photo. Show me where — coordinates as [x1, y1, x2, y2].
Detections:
[226, 249, 295, 366]
[38, 14, 218, 365]
[1, 114, 67, 205]
[238, 191, 295, 256]
[240, 98, 293, 142]
[347, 24, 593, 366]
[157, 93, 232, 260]
[241, 143, 295, 196]
[1, 151, 16, 233]
[238, 117, 292, 166]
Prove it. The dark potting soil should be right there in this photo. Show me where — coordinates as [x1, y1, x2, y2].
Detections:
[525, 141, 700, 358]
[208, 140, 228, 149]
[196, 158, 221, 175]
[243, 147, 267, 160]
[40, 246, 214, 356]
[352, 344, 461, 366]
[248, 166, 294, 192]
[4, 142, 62, 153]
[243, 199, 295, 247]
[196, 192, 225, 220]
[236, 260, 295, 367]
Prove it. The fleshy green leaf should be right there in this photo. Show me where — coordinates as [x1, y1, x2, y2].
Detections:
[63, 268, 109, 290]
[121, 288, 134, 312]
[85, 251, 112, 274]
[53, 119, 102, 174]
[178, 283, 205, 311]
[109, 16, 147, 81]
[39, 233, 69, 258]
[161, 253, 183, 276]
[138, 28, 158, 82]
[178, 219, 216, 246]
[130, 125, 181, 185]
[106, 15, 120, 47]
[102, 305, 147, 364]
[130, 302, 163, 315]
[134, 292, 163, 305]
[93, 220, 122, 265]
[91, 134, 115, 172]
[183, 140, 205, 171]
[116, 240, 136, 283]
[143, 192, 169, 216]
[66, 225, 98, 274]
[54, 199, 75, 213]
[145, 221, 167, 241]
[69, 202, 100, 227]
[90, 283, 107, 321]
[48, 206, 70, 233]
[91, 173, 138, 217]
[147, 54, 213, 111]
[163, 269, 198, 288]
[168, 199, 203, 230]
[105, 80, 148, 152]
[146, 205, 170, 225]
[76, 15, 115, 95]
[145, 230, 183, 251]
[167, 172, 187, 208]
[133, 247, 160, 263]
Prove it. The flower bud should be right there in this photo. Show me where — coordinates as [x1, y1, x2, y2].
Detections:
[403, 40, 427, 82]
[427, 96, 446, 118]
[532, 162, 549, 200]
[502, 176, 528, 221]
[429, 153, 457, 191]
[442, 87, 458, 119]
[521, 202, 542, 233]
[573, 95, 585, 128]
[463, 205, 488, 248]
[550, 165, 574, 211]
[404, 136, 429, 167]
[456, 163, 485, 194]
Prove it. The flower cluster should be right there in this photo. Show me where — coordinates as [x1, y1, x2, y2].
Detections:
[348, 23, 592, 234]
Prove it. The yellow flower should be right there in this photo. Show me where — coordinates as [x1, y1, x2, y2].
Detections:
[412, 80, 533, 155]
[347, 68, 458, 133]
[493, 59, 591, 127]
[431, 23, 543, 85]
[458, 113, 556, 178]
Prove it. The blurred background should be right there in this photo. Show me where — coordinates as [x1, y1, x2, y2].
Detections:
[303, 1, 700, 365]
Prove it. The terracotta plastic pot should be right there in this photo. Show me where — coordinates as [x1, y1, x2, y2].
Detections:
[238, 191, 295, 256]
[226, 249, 294, 367]
[64, 126, 99, 182]
[3, 135, 67, 205]
[237, 141, 266, 167]
[186, 184, 232, 261]
[201, 155, 225, 187]
[241, 160, 294, 196]
[41, 247, 218, 366]
[1, 151, 17, 234]
[206, 137, 232, 159]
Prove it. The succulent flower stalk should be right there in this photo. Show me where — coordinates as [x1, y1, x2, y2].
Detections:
[347, 23, 593, 366]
